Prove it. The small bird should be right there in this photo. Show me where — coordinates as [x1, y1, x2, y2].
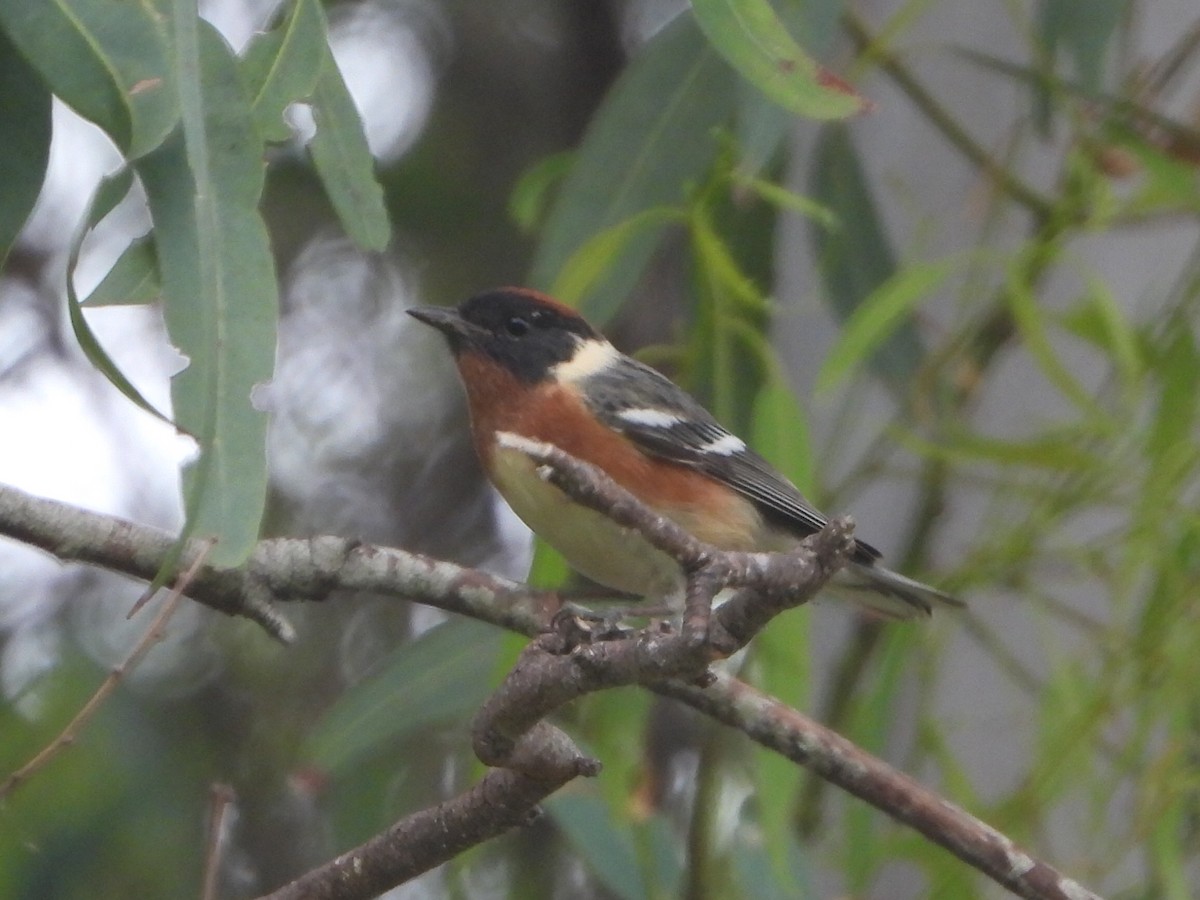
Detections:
[409, 288, 960, 619]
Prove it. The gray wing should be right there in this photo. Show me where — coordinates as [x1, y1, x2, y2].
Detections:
[579, 356, 882, 562]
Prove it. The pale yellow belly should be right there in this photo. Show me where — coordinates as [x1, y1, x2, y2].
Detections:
[490, 445, 684, 597]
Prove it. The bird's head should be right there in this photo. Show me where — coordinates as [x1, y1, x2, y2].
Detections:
[408, 288, 611, 384]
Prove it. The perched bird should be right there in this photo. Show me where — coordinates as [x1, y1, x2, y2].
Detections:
[408, 288, 960, 619]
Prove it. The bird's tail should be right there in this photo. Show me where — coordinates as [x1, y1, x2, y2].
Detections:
[829, 562, 963, 620]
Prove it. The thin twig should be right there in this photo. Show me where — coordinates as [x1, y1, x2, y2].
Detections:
[201, 783, 237, 900]
[0, 540, 213, 800]
[843, 10, 1055, 220]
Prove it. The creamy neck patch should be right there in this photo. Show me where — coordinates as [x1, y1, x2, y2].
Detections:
[551, 338, 620, 382]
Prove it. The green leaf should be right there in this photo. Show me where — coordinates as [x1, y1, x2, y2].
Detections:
[746, 603, 811, 889]
[1038, 0, 1128, 97]
[1058, 274, 1144, 384]
[816, 259, 955, 393]
[305, 619, 502, 773]
[0, 29, 51, 266]
[809, 124, 925, 388]
[751, 371, 814, 496]
[0, 0, 177, 157]
[509, 151, 575, 233]
[137, 15, 276, 567]
[1007, 253, 1107, 419]
[307, 48, 392, 251]
[901, 428, 1100, 471]
[81, 236, 160, 306]
[1147, 322, 1199, 464]
[526, 535, 569, 589]
[692, 0, 867, 120]
[547, 791, 647, 900]
[65, 171, 174, 425]
[550, 207, 684, 306]
[731, 171, 836, 229]
[241, 0, 326, 142]
[530, 13, 738, 324]
[734, 80, 791, 177]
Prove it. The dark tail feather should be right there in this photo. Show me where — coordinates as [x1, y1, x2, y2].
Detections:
[828, 562, 963, 620]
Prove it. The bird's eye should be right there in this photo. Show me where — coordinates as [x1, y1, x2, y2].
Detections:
[505, 316, 530, 337]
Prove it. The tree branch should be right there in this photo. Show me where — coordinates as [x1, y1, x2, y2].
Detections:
[0, 465, 1100, 900]
[659, 674, 1099, 900]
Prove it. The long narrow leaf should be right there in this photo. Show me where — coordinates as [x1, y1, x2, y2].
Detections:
[0, 0, 177, 157]
[241, 0, 326, 142]
[0, 31, 51, 266]
[65, 172, 174, 426]
[138, 14, 276, 567]
[809, 125, 926, 388]
[81, 236, 160, 307]
[816, 260, 955, 393]
[550, 207, 684, 306]
[308, 48, 392, 251]
[530, 13, 738, 323]
[305, 619, 502, 773]
[692, 0, 868, 120]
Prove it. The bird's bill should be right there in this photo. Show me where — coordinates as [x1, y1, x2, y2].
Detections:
[406, 306, 491, 350]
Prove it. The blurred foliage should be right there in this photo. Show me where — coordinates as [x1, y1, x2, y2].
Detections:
[3, 0, 1200, 898]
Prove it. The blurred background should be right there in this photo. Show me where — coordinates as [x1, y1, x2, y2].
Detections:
[2, 0, 1200, 898]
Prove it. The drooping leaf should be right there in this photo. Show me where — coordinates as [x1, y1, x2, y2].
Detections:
[808, 124, 925, 389]
[305, 619, 502, 773]
[548, 791, 648, 900]
[692, 0, 868, 120]
[902, 428, 1100, 471]
[137, 15, 276, 567]
[731, 171, 836, 229]
[751, 369, 814, 494]
[65, 171, 174, 425]
[240, 0, 327, 143]
[509, 151, 575, 233]
[1007, 251, 1108, 419]
[0, 30, 51, 266]
[307, 47, 392, 251]
[530, 13, 738, 324]
[1058, 273, 1144, 385]
[80, 235, 160, 306]
[550, 207, 684, 306]
[816, 259, 956, 393]
[0, 0, 177, 157]
[1038, 0, 1128, 98]
[525, 536, 569, 589]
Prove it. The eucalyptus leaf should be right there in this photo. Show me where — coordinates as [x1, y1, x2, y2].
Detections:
[305, 619, 502, 773]
[510, 151, 575, 234]
[308, 48, 392, 251]
[81, 236, 160, 307]
[692, 0, 867, 120]
[1038, 0, 1128, 115]
[241, 0, 326, 143]
[0, 0, 177, 157]
[808, 124, 925, 388]
[530, 13, 738, 324]
[65, 171, 174, 425]
[816, 259, 955, 394]
[137, 16, 276, 567]
[0, 31, 51, 266]
[551, 207, 684, 307]
[547, 792, 647, 900]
